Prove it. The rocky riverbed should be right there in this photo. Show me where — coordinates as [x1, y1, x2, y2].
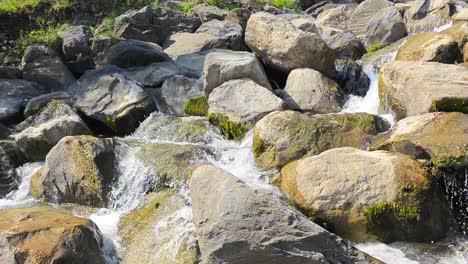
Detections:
[0, 0, 467, 263]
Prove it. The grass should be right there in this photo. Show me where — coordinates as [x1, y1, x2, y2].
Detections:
[0, 0, 46, 15]
[272, 0, 297, 9]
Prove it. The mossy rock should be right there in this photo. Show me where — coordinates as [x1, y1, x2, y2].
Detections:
[119, 189, 198, 264]
[208, 113, 248, 141]
[184, 96, 209, 116]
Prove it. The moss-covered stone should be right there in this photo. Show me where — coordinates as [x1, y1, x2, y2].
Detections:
[208, 113, 248, 141]
[184, 96, 208, 116]
[368, 44, 384, 53]
[430, 97, 468, 113]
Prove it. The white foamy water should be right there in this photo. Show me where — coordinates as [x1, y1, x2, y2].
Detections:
[0, 162, 42, 209]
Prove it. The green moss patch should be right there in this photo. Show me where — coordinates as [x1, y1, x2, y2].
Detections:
[184, 96, 208, 116]
[368, 44, 385, 53]
[430, 98, 468, 113]
[208, 113, 248, 141]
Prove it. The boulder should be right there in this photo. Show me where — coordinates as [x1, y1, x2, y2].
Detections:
[123, 61, 196, 87]
[453, 8, 468, 22]
[133, 114, 221, 144]
[161, 75, 204, 116]
[153, 8, 202, 39]
[348, 0, 393, 40]
[174, 50, 215, 78]
[280, 147, 451, 243]
[335, 59, 370, 97]
[193, 4, 228, 22]
[465, 44, 468, 62]
[119, 190, 198, 264]
[113, 23, 164, 44]
[324, 31, 366, 60]
[0, 206, 104, 264]
[190, 164, 377, 263]
[364, 6, 407, 50]
[208, 79, 286, 140]
[162, 32, 227, 58]
[202, 49, 271, 96]
[0, 78, 46, 123]
[0, 66, 21, 79]
[0, 140, 24, 196]
[137, 143, 208, 190]
[395, 32, 460, 63]
[316, 4, 356, 30]
[226, 8, 252, 30]
[404, 0, 452, 33]
[378, 61, 468, 120]
[60, 25, 92, 60]
[23, 56, 76, 91]
[0, 123, 9, 139]
[195, 19, 244, 51]
[114, 5, 153, 28]
[96, 40, 171, 68]
[253, 111, 388, 169]
[21, 44, 58, 67]
[15, 102, 92, 161]
[283, 68, 343, 113]
[245, 12, 336, 77]
[289, 15, 318, 34]
[31, 136, 114, 207]
[70, 69, 156, 135]
[441, 21, 468, 51]
[24, 91, 72, 117]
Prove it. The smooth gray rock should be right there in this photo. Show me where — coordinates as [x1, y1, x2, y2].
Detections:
[24, 91, 72, 117]
[364, 6, 407, 50]
[162, 32, 227, 58]
[114, 5, 153, 28]
[324, 31, 365, 60]
[190, 164, 377, 264]
[226, 8, 252, 30]
[348, 0, 393, 40]
[15, 102, 92, 161]
[316, 4, 356, 31]
[193, 4, 228, 22]
[23, 56, 76, 92]
[195, 19, 244, 51]
[113, 23, 164, 44]
[0, 140, 24, 197]
[21, 44, 58, 67]
[161, 75, 204, 116]
[153, 8, 202, 39]
[123, 61, 196, 88]
[60, 25, 92, 60]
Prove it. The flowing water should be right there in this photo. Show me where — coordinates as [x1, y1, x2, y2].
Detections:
[0, 18, 466, 264]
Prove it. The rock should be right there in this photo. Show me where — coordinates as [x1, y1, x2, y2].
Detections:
[324, 31, 366, 60]
[289, 15, 319, 34]
[174, 50, 214, 78]
[208, 79, 286, 140]
[280, 147, 451, 243]
[119, 190, 197, 264]
[441, 21, 468, 51]
[360, 37, 407, 65]
[31, 136, 114, 207]
[283, 68, 343, 113]
[123, 61, 196, 88]
[316, 4, 356, 30]
[195, 19, 244, 51]
[133, 114, 221, 144]
[404, 0, 452, 33]
[335, 59, 370, 97]
[60, 25, 92, 60]
[364, 6, 407, 50]
[113, 23, 164, 44]
[348, 0, 393, 40]
[190, 164, 377, 263]
[226, 8, 252, 30]
[24, 91, 72, 117]
[253, 111, 388, 169]
[0, 206, 104, 264]
[0, 66, 21, 79]
[0, 78, 46, 123]
[465, 44, 468, 62]
[193, 4, 228, 22]
[15, 102, 92, 161]
[0, 140, 23, 196]
[96, 40, 171, 68]
[23, 56, 76, 91]
[0, 124, 9, 139]
[396, 32, 460, 63]
[91, 36, 120, 58]
[21, 44, 58, 67]
[114, 5, 153, 28]
[378, 61, 468, 120]
[453, 8, 468, 22]
[153, 8, 202, 39]
[160, 75, 204, 116]
[202, 49, 271, 96]
[137, 143, 208, 190]
[239, 0, 262, 11]
[162, 32, 227, 58]
[245, 12, 336, 77]
[70, 69, 156, 135]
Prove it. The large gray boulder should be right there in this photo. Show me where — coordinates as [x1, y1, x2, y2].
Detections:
[23, 56, 76, 91]
[123, 61, 196, 88]
[195, 19, 244, 51]
[404, 0, 452, 33]
[0, 140, 24, 196]
[162, 32, 227, 58]
[193, 3, 228, 22]
[21, 44, 58, 67]
[114, 5, 153, 28]
[208, 79, 286, 140]
[253, 111, 388, 169]
[190, 164, 377, 264]
[60, 25, 92, 60]
[283, 68, 343, 113]
[378, 61, 468, 120]
[335, 59, 370, 97]
[202, 49, 271, 96]
[280, 147, 451, 243]
[348, 0, 393, 40]
[316, 4, 356, 31]
[153, 8, 202, 39]
[70, 68, 156, 135]
[113, 23, 164, 44]
[245, 12, 335, 77]
[324, 31, 365, 60]
[31, 135, 114, 207]
[0, 78, 46, 122]
[395, 32, 460, 63]
[15, 102, 92, 161]
[96, 40, 171, 68]
[364, 6, 407, 50]
[226, 8, 252, 30]
[161, 75, 204, 116]
[24, 91, 72, 117]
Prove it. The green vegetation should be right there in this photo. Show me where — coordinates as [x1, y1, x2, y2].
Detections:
[430, 98, 468, 113]
[368, 44, 385, 53]
[272, 0, 297, 9]
[208, 113, 248, 141]
[0, 0, 45, 15]
[206, 0, 240, 10]
[184, 96, 209, 116]
[178, 2, 195, 14]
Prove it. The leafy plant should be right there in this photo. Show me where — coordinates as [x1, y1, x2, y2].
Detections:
[0, 0, 46, 15]
[272, 0, 297, 9]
